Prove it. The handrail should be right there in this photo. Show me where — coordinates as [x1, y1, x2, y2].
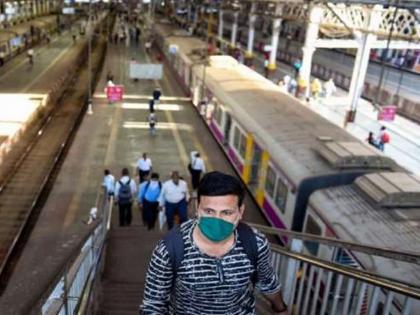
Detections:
[247, 222, 420, 265]
[40, 191, 113, 315]
[270, 244, 420, 300]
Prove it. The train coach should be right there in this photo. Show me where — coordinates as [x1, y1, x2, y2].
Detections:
[154, 20, 400, 236]
[190, 55, 399, 235]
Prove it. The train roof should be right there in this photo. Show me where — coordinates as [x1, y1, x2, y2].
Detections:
[308, 172, 420, 285]
[154, 21, 207, 65]
[195, 56, 396, 185]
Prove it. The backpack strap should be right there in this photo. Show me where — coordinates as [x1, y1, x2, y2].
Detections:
[163, 228, 185, 282]
[237, 222, 259, 286]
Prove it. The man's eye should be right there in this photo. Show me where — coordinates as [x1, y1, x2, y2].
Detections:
[204, 209, 213, 214]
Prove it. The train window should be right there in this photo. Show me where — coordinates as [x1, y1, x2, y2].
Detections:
[304, 215, 322, 256]
[274, 179, 287, 212]
[265, 166, 276, 198]
[215, 105, 223, 126]
[239, 133, 246, 158]
[233, 127, 240, 149]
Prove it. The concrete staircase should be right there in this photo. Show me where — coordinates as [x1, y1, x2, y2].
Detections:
[96, 281, 143, 315]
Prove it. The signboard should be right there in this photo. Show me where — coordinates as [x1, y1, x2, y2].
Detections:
[106, 85, 124, 102]
[169, 44, 178, 54]
[62, 7, 75, 14]
[10, 37, 22, 47]
[263, 45, 272, 52]
[129, 63, 163, 80]
[5, 7, 16, 15]
[377, 105, 397, 122]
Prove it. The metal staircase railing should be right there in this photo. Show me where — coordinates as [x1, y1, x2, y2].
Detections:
[40, 194, 114, 315]
[249, 223, 420, 315]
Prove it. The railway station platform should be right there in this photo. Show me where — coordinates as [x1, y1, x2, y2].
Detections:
[220, 36, 420, 175]
[0, 19, 268, 314]
[0, 10, 419, 315]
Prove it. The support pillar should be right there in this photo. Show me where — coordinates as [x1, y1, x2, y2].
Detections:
[218, 10, 224, 40]
[299, 5, 323, 97]
[268, 4, 283, 73]
[230, 11, 238, 49]
[246, 3, 257, 64]
[347, 5, 382, 124]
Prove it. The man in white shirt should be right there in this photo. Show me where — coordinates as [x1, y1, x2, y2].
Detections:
[102, 169, 115, 198]
[190, 152, 206, 190]
[115, 168, 137, 226]
[159, 171, 190, 230]
[137, 153, 152, 183]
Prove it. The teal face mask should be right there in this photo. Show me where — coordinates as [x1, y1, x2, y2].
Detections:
[198, 216, 236, 243]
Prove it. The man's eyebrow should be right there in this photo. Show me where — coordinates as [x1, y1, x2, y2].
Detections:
[202, 207, 236, 212]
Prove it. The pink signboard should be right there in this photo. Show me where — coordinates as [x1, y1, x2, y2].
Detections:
[377, 105, 397, 122]
[106, 85, 124, 102]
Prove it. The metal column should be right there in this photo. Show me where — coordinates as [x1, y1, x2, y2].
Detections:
[246, 3, 257, 61]
[230, 11, 239, 49]
[299, 5, 323, 94]
[218, 10, 224, 41]
[348, 5, 382, 121]
[268, 4, 283, 71]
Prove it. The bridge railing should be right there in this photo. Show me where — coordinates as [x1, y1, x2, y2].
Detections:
[249, 223, 420, 315]
[41, 195, 113, 315]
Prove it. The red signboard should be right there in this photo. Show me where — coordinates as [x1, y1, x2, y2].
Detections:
[106, 85, 124, 102]
[377, 105, 397, 122]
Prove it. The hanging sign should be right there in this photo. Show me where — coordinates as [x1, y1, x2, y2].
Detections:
[377, 105, 397, 122]
[106, 85, 124, 102]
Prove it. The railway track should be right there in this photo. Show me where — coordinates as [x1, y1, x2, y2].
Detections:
[0, 27, 108, 289]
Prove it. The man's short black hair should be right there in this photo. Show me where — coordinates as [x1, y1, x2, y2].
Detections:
[197, 171, 245, 207]
[122, 168, 129, 176]
[151, 172, 159, 179]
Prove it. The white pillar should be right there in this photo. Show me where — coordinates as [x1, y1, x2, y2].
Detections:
[246, 3, 256, 59]
[187, 4, 192, 23]
[348, 5, 382, 113]
[268, 4, 283, 71]
[218, 10, 224, 40]
[230, 11, 239, 48]
[299, 6, 323, 89]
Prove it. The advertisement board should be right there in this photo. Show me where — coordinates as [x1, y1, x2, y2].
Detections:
[377, 105, 397, 122]
[106, 85, 124, 102]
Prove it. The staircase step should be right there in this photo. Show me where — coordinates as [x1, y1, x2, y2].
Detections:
[96, 309, 138, 315]
[99, 301, 140, 312]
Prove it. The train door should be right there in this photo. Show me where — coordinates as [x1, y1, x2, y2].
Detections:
[249, 144, 262, 190]
[223, 112, 232, 146]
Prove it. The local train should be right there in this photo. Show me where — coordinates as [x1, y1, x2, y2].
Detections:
[0, 15, 58, 62]
[153, 20, 420, 312]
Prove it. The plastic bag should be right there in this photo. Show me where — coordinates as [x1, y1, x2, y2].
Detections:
[159, 209, 166, 230]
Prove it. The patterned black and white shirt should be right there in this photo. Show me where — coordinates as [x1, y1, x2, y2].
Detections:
[140, 219, 281, 314]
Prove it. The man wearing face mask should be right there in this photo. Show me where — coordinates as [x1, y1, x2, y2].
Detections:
[141, 171, 288, 315]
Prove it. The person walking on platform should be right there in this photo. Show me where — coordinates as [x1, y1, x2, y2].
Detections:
[115, 168, 137, 227]
[148, 99, 155, 112]
[189, 152, 206, 190]
[147, 110, 157, 136]
[141, 171, 288, 315]
[102, 169, 115, 198]
[27, 49, 34, 66]
[138, 172, 162, 230]
[0, 51, 5, 67]
[152, 87, 162, 107]
[137, 153, 152, 183]
[366, 132, 377, 148]
[159, 171, 190, 230]
[376, 126, 390, 152]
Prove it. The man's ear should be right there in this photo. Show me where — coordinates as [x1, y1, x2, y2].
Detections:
[238, 204, 245, 219]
